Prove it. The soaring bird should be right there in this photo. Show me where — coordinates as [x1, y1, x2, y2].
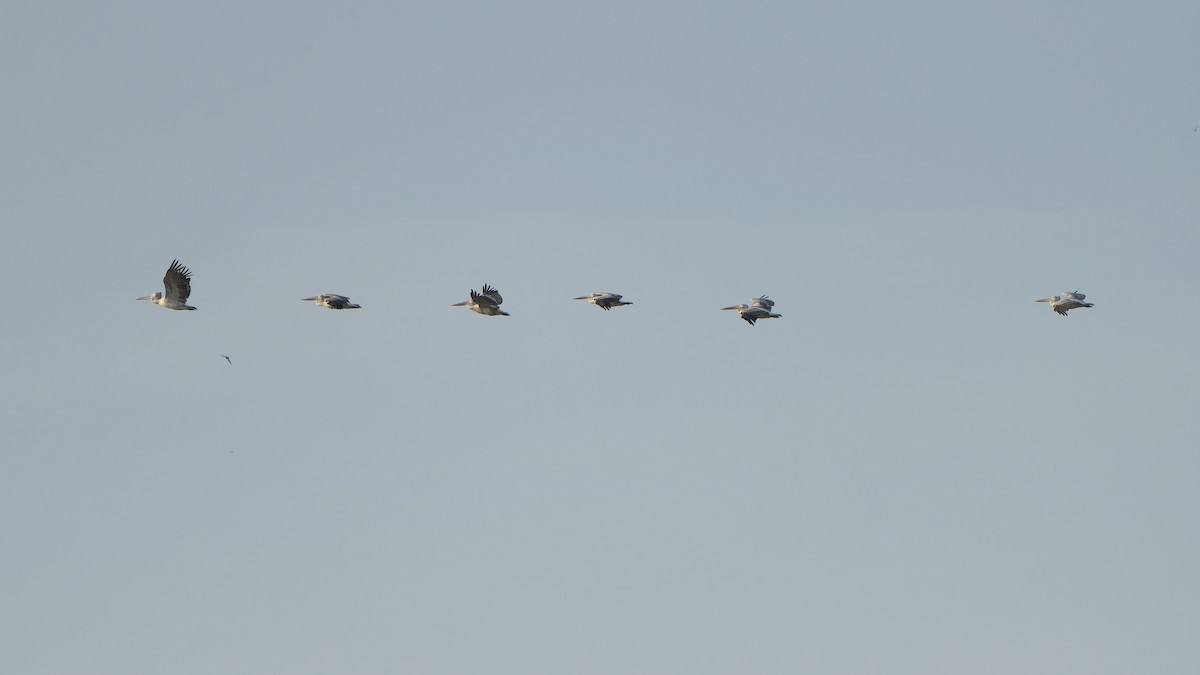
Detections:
[721, 295, 781, 326]
[137, 259, 196, 310]
[219, 355, 232, 364]
[302, 294, 361, 310]
[453, 284, 509, 316]
[1035, 291, 1094, 316]
[574, 292, 632, 310]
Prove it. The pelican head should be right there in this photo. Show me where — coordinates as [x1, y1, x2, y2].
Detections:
[720, 304, 748, 312]
[137, 292, 163, 303]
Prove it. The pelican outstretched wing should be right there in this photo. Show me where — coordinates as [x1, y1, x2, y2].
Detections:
[750, 295, 775, 311]
[474, 284, 503, 307]
[163, 259, 193, 304]
[1055, 299, 1088, 315]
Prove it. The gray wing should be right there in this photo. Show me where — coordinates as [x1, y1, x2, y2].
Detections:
[477, 284, 503, 306]
[1054, 298, 1088, 315]
[1051, 296, 1076, 314]
[163, 259, 193, 303]
[750, 295, 775, 311]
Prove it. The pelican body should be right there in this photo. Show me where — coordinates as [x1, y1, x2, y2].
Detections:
[302, 294, 361, 310]
[721, 295, 781, 325]
[453, 284, 509, 316]
[574, 292, 632, 310]
[1035, 291, 1093, 316]
[137, 259, 196, 310]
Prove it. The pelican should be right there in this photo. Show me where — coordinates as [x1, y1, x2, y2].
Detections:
[301, 294, 361, 310]
[137, 259, 196, 310]
[721, 295, 781, 326]
[452, 284, 509, 316]
[1035, 291, 1094, 316]
[574, 292, 632, 310]
[219, 355, 232, 365]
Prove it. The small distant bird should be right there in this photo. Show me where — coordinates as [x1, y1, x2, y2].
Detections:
[452, 284, 509, 316]
[1035, 291, 1094, 316]
[721, 295, 781, 326]
[301, 294, 361, 310]
[137, 259, 196, 310]
[574, 292, 632, 310]
[219, 355, 232, 364]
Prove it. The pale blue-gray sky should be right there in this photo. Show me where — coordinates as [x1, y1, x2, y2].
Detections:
[2, 1, 1199, 673]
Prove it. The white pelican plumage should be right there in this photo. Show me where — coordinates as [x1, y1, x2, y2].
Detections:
[1035, 291, 1094, 316]
[137, 259, 196, 310]
[721, 295, 781, 326]
[574, 292, 632, 310]
[452, 284, 509, 316]
[302, 294, 361, 310]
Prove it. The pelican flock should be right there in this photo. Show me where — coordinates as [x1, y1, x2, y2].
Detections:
[453, 284, 509, 316]
[137, 259, 196, 310]
[721, 296, 781, 326]
[1035, 291, 1094, 316]
[302, 294, 362, 310]
[574, 292, 632, 310]
[134, 259, 1098, 332]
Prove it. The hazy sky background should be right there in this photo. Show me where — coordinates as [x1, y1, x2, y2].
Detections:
[3, 1, 1198, 673]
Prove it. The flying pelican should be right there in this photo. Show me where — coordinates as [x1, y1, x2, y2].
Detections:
[721, 295, 781, 326]
[219, 355, 232, 364]
[301, 294, 361, 310]
[452, 284, 509, 316]
[1035, 291, 1094, 316]
[574, 292, 632, 310]
[137, 259, 196, 310]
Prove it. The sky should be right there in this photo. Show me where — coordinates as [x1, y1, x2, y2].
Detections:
[2, 1, 1199, 673]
